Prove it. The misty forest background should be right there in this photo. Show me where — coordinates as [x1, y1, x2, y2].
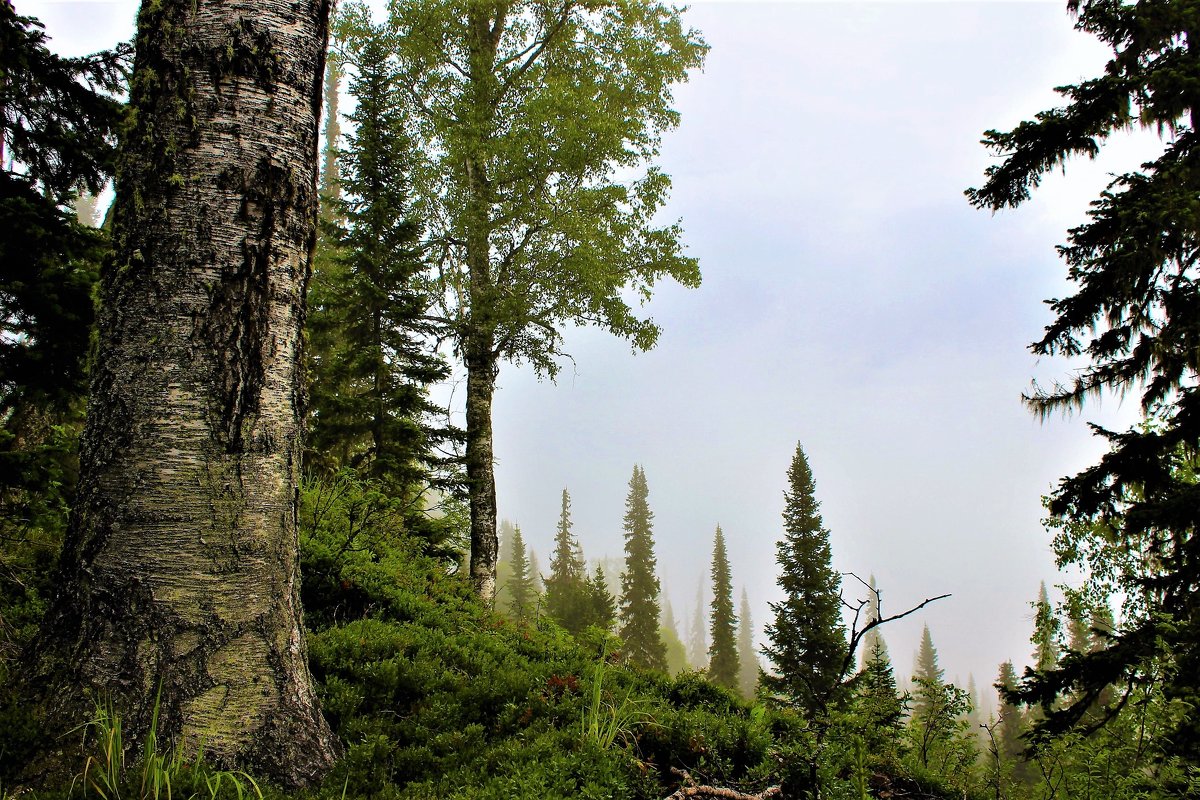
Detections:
[2, 0, 1199, 799]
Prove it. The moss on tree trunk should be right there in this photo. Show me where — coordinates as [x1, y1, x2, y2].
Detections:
[27, 0, 339, 787]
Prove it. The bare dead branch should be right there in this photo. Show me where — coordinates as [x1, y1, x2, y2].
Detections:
[665, 769, 782, 800]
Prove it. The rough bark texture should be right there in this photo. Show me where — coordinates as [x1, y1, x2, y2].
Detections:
[29, 0, 338, 786]
[465, 348, 498, 603]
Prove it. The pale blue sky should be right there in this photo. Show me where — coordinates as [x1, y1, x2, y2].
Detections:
[28, 0, 1158, 707]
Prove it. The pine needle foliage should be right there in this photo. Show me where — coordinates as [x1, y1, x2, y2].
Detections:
[1032, 582, 1059, 675]
[763, 442, 847, 718]
[305, 20, 460, 557]
[619, 465, 667, 672]
[706, 526, 739, 691]
[737, 589, 758, 700]
[545, 489, 588, 635]
[585, 563, 617, 632]
[0, 4, 128, 510]
[968, 0, 1200, 763]
[911, 625, 945, 721]
[507, 525, 534, 622]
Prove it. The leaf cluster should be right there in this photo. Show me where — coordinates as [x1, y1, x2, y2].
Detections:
[366, 0, 707, 375]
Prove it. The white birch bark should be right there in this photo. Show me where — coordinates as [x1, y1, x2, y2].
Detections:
[32, 0, 339, 785]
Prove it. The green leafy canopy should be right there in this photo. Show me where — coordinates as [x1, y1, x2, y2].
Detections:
[363, 0, 708, 375]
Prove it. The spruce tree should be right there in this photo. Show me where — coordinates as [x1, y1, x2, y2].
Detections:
[619, 465, 667, 671]
[737, 588, 759, 699]
[707, 525, 739, 690]
[687, 580, 708, 670]
[968, 0, 1200, 759]
[996, 661, 1029, 783]
[1032, 581, 1059, 674]
[318, 50, 343, 219]
[908, 628, 974, 776]
[854, 638, 905, 764]
[528, 549, 545, 596]
[585, 563, 617, 631]
[306, 21, 456, 545]
[1090, 602, 1115, 652]
[860, 574, 885, 668]
[507, 525, 534, 622]
[545, 488, 588, 634]
[0, 5, 127, 526]
[1065, 595, 1090, 655]
[662, 595, 681, 641]
[763, 442, 847, 716]
[912, 624, 945, 720]
[661, 597, 689, 676]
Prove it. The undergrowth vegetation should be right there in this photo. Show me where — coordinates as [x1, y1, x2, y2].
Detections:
[1, 472, 796, 799]
[296, 472, 782, 799]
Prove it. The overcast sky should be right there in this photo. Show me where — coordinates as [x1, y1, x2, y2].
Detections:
[28, 0, 1162, 708]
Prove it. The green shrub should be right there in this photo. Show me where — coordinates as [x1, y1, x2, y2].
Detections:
[298, 472, 790, 799]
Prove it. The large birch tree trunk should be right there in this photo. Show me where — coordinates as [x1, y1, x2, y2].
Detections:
[30, 0, 338, 785]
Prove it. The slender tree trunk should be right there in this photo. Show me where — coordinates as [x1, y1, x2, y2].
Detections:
[319, 53, 342, 217]
[465, 341, 499, 602]
[461, 6, 503, 602]
[29, 0, 338, 786]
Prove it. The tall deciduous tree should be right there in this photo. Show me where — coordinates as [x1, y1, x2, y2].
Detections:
[707, 525, 739, 691]
[382, 1, 707, 601]
[619, 465, 666, 671]
[967, 0, 1200, 762]
[30, 0, 338, 784]
[763, 442, 847, 717]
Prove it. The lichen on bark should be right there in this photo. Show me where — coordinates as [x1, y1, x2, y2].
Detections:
[24, 0, 338, 788]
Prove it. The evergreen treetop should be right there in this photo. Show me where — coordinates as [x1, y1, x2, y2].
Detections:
[762, 442, 847, 717]
[585, 563, 616, 632]
[619, 465, 666, 671]
[1032, 582, 1060, 674]
[911, 624, 945, 720]
[306, 22, 457, 522]
[506, 524, 534, 622]
[859, 573, 888, 669]
[707, 525, 739, 691]
[857, 638, 904, 735]
[545, 488, 588, 634]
